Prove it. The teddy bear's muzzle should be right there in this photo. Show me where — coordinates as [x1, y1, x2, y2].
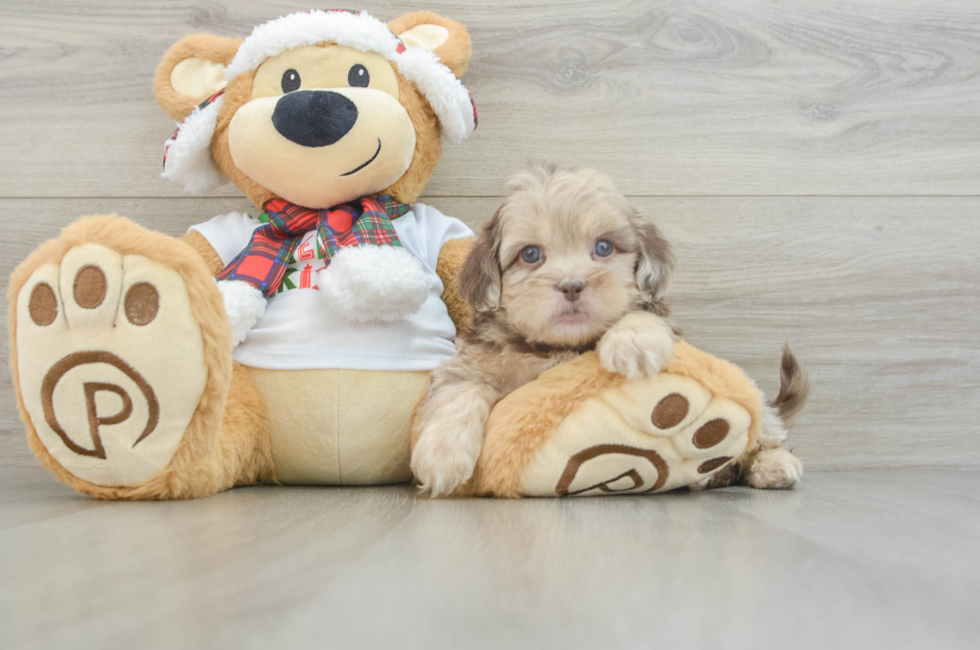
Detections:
[272, 90, 358, 148]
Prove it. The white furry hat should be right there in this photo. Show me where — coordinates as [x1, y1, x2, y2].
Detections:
[163, 9, 477, 194]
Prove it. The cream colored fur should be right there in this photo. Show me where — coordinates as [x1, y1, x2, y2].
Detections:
[597, 312, 676, 380]
[745, 439, 804, 489]
[413, 164, 678, 497]
[249, 367, 429, 485]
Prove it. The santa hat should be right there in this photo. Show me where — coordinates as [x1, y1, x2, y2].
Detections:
[163, 9, 477, 194]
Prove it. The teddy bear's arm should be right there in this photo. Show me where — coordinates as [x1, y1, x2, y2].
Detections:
[436, 237, 474, 334]
[181, 230, 477, 331]
[180, 230, 225, 275]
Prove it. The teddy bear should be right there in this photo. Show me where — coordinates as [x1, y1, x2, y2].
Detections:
[8, 9, 792, 500]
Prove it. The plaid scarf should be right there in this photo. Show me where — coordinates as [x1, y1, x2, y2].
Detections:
[216, 195, 409, 297]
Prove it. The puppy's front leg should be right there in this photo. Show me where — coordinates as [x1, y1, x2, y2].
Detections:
[597, 312, 676, 379]
[411, 375, 499, 497]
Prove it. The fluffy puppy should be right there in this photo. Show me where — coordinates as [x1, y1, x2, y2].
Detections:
[411, 162, 677, 496]
[411, 162, 807, 497]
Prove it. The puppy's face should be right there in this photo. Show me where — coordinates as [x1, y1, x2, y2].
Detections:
[461, 164, 675, 347]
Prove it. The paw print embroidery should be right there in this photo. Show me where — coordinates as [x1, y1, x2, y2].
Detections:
[520, 374, 753, 497]
[15, 243, 208, 487]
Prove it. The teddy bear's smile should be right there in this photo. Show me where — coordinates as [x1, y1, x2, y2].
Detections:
[341, 138, 382, 177]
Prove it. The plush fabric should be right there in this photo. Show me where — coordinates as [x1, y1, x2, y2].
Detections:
[225, 80, 418, 209]
[317, 245, 432, 323]
[181, 230, 225, 274]
[248, 366, 429, 484]
[222, 10, 476, 143]
[15, 244, 210, 487]
[435, 236, 475, 334]
[13, 8, 482, 499]
[216, 196, 408, 297]
[8, 215, 273, 500]
[188, 205, 471, 370]
[162, 90, 227, 195]
[387, 11, 472, 79]
[217, 280, 267, 346]
[160, 10, 476, 199]
[461, 341, 763, 498]
[153, 34, 242, 121]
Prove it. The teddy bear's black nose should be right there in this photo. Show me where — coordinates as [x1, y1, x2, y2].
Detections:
[272, 90, 358, 147]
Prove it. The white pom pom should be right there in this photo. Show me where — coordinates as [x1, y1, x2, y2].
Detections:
[319, 245, 432, 323]
[218, 280, 267, 346]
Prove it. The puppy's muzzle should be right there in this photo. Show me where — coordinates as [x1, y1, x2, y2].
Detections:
[272, 90, 358, 147]
[557, 279, 586, 302]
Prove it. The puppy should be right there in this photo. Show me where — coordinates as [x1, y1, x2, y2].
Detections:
[411, 162, 807, 496]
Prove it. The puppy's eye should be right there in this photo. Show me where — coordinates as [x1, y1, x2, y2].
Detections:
[521, 245, 542, 264]
[594, 240, 614, 257]
[348, 64, 370, 87]
[281, 69, 301, 93]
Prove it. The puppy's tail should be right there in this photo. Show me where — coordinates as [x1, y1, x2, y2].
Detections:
[768, 342, 810, 427]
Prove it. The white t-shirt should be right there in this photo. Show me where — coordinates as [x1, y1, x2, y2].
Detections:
[190, 203, 473, 371]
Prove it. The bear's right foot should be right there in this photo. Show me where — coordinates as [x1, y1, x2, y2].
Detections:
[10, 216, 234, 499]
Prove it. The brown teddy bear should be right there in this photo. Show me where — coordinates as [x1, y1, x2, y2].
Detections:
[10, 10, 480, 498]
[8, 9, 797, 500]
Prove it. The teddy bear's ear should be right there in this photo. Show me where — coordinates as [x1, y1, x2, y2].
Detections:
[388, 11, 472, 78]
[153, 34, 243, 121]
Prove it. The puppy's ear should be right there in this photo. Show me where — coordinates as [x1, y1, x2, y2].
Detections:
[154, 34, 242, 121]
[459, 209, 503, 312]
[632, 210, 676, 303]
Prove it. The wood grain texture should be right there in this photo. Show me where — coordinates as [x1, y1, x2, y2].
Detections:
[2, 0, 980, 197]
[1, 197, 977, 470]
[1, 466, 978, 650]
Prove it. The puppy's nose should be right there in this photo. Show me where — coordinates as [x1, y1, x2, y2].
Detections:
[558, 279, 586, 302]
[272, 90, 358, 147]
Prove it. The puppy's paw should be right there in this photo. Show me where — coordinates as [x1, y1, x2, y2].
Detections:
[746, 447, 803, 489]
[411, 424, 483, 498]
[598, 313, 675, 380]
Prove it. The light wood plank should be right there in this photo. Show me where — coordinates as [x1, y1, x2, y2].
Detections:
[1, 466, 978, 650]
[2, 0, 980, 197]
[1, 196, 977, 470]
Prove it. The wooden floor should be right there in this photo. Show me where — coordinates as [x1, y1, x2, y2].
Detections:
[1, 466, 978, 650]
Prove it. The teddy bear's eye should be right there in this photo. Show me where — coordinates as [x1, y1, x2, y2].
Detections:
[281, 69, 301, 93]
[348, 64, 370, 88]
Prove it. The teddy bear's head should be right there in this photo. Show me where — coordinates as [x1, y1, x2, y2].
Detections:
[154, 10, 475, 209]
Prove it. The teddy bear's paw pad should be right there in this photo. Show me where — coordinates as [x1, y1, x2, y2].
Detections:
[519, 373, 752, 497]
[15, 245, 208, 487]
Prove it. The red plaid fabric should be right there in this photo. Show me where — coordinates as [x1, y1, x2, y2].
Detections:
[216, 195, 409, 297]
